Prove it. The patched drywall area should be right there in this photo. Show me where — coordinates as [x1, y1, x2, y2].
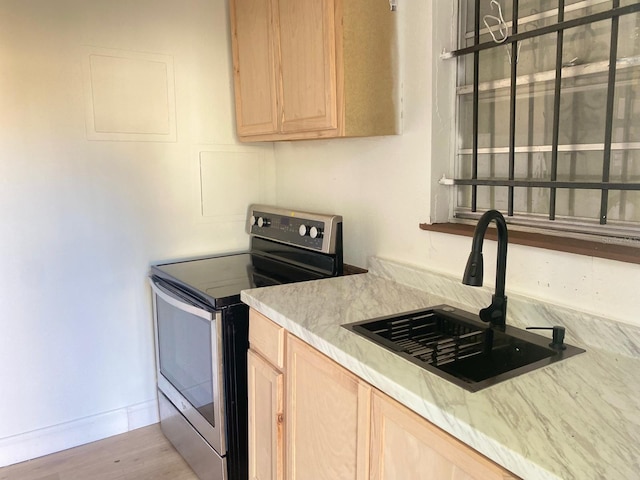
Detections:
[83, 47, 176, 141]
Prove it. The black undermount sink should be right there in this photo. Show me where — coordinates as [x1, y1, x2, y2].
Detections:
[343, 305, 585, 392]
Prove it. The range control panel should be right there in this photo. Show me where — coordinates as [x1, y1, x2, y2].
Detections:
[247, 205, 342, 254]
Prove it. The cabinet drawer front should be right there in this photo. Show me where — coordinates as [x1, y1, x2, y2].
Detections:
[249, 309, 285, 369]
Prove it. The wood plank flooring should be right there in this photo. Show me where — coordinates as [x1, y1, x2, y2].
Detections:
[0, 424, 199, 480]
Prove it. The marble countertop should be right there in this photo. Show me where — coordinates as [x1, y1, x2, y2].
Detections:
[240, 258, 640, 480]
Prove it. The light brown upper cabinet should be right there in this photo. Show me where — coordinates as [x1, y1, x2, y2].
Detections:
[230, 0, 398, 142]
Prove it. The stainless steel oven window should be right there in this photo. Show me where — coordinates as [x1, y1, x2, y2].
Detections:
[150, 279, 227, 455]
[156, 298, 216, 424]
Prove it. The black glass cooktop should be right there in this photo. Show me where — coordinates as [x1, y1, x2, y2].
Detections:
[151, 253, 256, 308]
[152, 253, 254, 306]
[151, 250, 330, 309]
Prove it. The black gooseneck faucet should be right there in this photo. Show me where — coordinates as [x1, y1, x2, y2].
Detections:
[462, 209, 509, 329]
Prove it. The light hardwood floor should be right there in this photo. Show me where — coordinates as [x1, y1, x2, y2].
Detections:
[0, 424, 199, 480]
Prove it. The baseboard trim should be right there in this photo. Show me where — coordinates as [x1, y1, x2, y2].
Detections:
[0, 399, 159, 467]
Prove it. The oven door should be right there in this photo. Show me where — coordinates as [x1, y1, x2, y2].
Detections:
[150, 277, 226, 456]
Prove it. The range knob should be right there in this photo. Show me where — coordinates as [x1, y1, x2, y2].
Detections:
[298, 224, 309, 237]
[310, 226, 323, 239]
[257, 217, 271, 228]
[250, 215, 257, 226]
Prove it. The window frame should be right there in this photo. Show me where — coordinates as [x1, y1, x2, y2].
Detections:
[445, 0, 640, 247]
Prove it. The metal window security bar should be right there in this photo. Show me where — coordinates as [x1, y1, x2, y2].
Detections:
[449, 0, 640, 238]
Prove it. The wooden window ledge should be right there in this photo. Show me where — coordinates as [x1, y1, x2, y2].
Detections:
[419, 223, 640, 265]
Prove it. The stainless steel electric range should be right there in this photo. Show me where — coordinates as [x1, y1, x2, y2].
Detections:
[149, 205, 343, 480]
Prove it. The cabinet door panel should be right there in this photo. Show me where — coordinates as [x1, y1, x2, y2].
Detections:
[286, 335, 369, 480]
[370, 391, 517, 480]
[248, 349, 284, 480]
[278, 0, 338, 133]
[230, 0, 279, 136]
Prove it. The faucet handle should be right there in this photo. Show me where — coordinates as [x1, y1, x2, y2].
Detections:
[526, 326, 566, 350]
[479, 294, 508, 329]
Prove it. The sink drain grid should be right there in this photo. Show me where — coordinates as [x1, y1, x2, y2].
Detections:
[358, 310, 487, 366]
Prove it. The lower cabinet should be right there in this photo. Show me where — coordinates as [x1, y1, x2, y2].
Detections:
[286, 334, 370, 480]
[247, 349, 284, 480]
[247, 308, 518, 480]
[369, 390, 517, 480]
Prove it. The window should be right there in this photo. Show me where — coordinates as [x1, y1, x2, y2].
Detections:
[451, 0, 640, 242]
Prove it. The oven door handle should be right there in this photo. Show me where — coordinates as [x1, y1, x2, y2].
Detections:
[149, 278, 213, 321]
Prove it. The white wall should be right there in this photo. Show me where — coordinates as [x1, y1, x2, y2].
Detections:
[273, 1, 640, 326]
[0, 0, 274, 465]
